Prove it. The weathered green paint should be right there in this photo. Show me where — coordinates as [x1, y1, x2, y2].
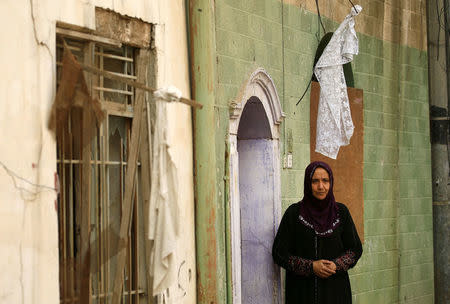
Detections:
[188, 1, 223, 304]
[354, 37, 434, 303]
[224, 140, 233, 304]
[189, 0, 435, 303]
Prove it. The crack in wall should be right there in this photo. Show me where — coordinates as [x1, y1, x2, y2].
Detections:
[29, 0, 52, 59]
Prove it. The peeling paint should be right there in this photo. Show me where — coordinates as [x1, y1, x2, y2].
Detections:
[189, 1, 221, 303]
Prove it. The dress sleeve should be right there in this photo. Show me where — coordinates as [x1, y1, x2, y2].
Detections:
[333, 250, 357, 272]
[272, 205, 313, 276]
[333, 204, 362, 272]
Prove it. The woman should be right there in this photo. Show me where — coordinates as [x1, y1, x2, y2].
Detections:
[272, 161, 362, 303]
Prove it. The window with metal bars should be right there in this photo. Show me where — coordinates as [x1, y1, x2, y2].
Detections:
[56, 34, 150, 304]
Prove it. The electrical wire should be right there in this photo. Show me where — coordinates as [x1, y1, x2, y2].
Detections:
[315, 0, 326, 42]
[296, 76, 313, 106]
[348, 0, 358, 14]
[296, 0, 360, 106]
[297, 0, 326, 106]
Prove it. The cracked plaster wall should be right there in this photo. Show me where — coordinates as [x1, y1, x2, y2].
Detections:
[0, 0, 194, 303]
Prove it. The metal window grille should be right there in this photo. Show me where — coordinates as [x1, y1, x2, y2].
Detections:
[56, 35, 149, 304]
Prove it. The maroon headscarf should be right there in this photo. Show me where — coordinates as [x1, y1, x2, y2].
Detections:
[298, 161, 340, 235]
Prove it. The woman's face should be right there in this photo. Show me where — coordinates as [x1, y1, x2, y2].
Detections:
[311, 167, 330, 200]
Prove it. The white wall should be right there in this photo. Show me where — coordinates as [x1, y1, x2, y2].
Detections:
[0, 1, 195, 303]
[153, 1, 196, 303]
[95, 0, 161, 24]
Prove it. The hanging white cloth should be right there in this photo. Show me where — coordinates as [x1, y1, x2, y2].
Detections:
[314, 5, 362, 159]
[148, 86, 181, 302]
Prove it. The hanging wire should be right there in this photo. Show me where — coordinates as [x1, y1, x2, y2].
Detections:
[315, 0, 326, 42]
[297, 0, 359, 106]
[296, 75, 313, 106]
[297, 0, 325, 106]
[348, 0, 358, 14]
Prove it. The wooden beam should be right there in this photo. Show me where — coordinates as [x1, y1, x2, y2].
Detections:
[56, 21, 93, 34]
[79, 62, 203, 109]
[140, 101, 154, 304]
[79, 42, 94, 304]
[111, 49, 149, 304]
[72, 110, 82, 303]
[102, 101, 134, 118]
[56, 27, 122, 48]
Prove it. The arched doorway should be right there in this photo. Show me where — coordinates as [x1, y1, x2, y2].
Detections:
[229, 69, 284, 304]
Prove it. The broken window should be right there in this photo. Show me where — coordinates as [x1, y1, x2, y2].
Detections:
[56, 32, 151, 304]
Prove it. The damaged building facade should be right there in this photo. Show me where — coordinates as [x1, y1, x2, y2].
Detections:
[0, 1, 196, 304]
[0, 0, 446, 304]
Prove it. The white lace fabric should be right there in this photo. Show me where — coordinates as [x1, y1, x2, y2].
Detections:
[314, 5, 362, 159]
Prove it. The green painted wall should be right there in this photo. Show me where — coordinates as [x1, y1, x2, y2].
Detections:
[191, 0, 434, 303]
[351, 38, 434, 303]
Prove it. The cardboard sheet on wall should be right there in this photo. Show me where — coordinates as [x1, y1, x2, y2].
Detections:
[310, 81, 364, 242]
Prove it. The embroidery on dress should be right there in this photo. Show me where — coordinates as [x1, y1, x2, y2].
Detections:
[298, 215, 340, 236]
[288, 256, 313, 276]
[333, 250, 357, 272]
[314, 5, 362, 159]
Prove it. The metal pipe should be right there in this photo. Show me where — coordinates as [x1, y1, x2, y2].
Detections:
[427, 1, 450, 303]
[188, 1, 222, 303]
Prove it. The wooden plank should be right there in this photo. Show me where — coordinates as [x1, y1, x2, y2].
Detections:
[97, 52, 106, 304]
[57, 159, 129, 165]
[136, 169, 141, 304]
[129, 189, 134, 303]
[59, 130, 68, 301]
[91, 68, 102, 304]
[310, 81, 364, 241]
[102, 101, 134, 118]
[111, 49, 149, 304]
[105, 117, 111, 300]
[95, 51, 135, 63]
[56, 21, 93, 34]
[56, 27, 122, 48]
[56, 44, 82, 53]
[67, 122, 76, 303]
[100, 126, 107, 304]
[79, 42, 94, 304]
[78, 62, 203, 109]
[79, 102, 92, 304]
[93, 86, 134, 96]
[139, 101, 153, 304]
[94, 135, 101, 301]
[126, 46, 134, 303]
[134, 178, 139, 304]
[72, 108, 83, 303]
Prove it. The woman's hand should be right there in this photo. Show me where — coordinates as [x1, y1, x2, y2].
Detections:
[312, 260, 336, 278]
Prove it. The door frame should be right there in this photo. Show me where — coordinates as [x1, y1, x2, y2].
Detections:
[228, 68, 285, 304]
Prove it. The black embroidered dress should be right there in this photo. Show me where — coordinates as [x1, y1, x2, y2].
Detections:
[272, 202, 362, 304]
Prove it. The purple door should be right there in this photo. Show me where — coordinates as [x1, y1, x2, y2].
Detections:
[238, 139, 280, 304]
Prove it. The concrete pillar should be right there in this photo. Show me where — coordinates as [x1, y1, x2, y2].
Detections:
[188, 1, 224, 304]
